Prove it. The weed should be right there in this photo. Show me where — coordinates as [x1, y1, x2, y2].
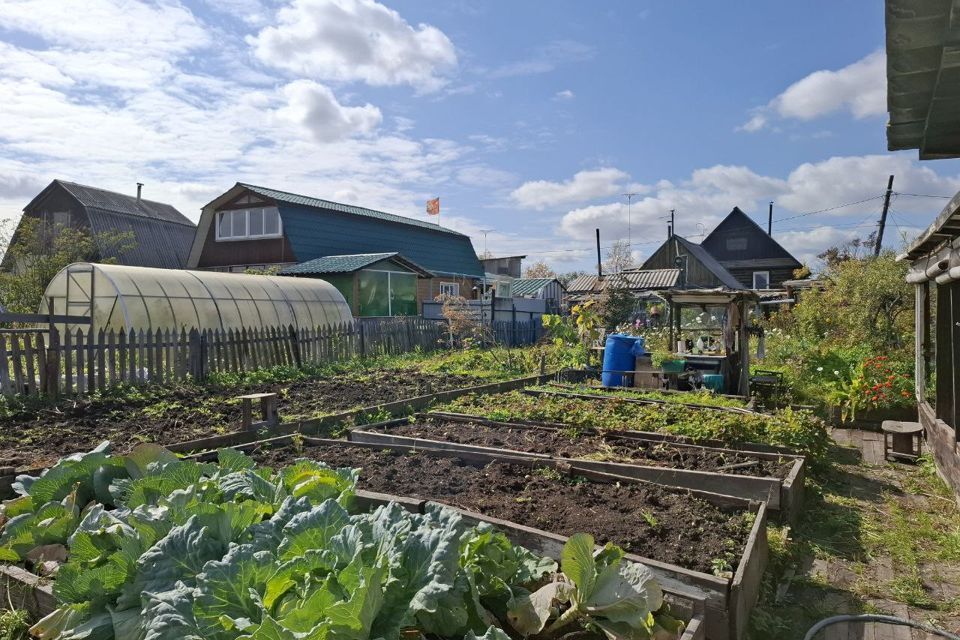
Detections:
[640, 510, 658, 528]
[0, 609, 29, 640]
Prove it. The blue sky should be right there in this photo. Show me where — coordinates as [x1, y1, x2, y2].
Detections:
[1, 0, 958, 271]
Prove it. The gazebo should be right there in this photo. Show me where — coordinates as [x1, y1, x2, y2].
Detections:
[657, 288, 759, 396]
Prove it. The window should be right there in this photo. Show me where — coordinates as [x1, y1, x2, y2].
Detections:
[752, 271, 770, 290]
[439, 282, 459, 297]
[358, 271, 419, 317]
[216, 207, 282, 240]
[726, 237, 748, 251]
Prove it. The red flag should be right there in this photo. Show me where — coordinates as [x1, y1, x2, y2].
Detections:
[426, 197, 440, 215]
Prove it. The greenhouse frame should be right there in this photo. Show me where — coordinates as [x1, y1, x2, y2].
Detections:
[41, 262, 354, 334]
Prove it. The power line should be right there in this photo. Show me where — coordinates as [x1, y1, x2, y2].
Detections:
[894, 192, 953, 199]
[773, 194, 887, 223]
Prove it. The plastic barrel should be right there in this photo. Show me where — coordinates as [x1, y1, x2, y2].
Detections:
[702, 373, 725, 392]
[602, 334, 645, 387]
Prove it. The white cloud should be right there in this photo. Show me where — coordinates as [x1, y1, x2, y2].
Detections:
[250, 0, 457, 92]
[487, 40, 593, 79]
[739, 50, 886, 132]
[511, 168, 631, 210]
[554, 89, 575, 101]
[456, 166, 517, 188]
[276, 80, 382, 142]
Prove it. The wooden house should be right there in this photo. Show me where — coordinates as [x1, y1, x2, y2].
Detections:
[507, 277, 566, 313]
[279, 252, 432, 317]
[187, 184, 485, 310]
[700, 207, 802, 290]
[4, 180, 196, 270]
[640, 235, 744, 289]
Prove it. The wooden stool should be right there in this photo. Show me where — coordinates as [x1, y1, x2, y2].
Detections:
[238, 392, 279, 430]
[881, 420, 923, 463]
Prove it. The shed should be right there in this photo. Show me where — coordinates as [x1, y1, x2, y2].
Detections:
[280, 253, 432, 317]
[41, 262, 352, 334]
[507, 278, 566, 312]
[7, 180, 196, 270]
[641, 236, 743, 290]
[566, 269, 681, 299]
[699, 208, 802, 289]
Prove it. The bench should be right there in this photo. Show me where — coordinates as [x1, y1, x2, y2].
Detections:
[237, 392, 279, 430]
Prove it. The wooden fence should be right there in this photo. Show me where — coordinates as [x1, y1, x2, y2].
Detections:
[0, 317, 448, 398]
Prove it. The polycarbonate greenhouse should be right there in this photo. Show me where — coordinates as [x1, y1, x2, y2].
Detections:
[41, 262, 354, 334]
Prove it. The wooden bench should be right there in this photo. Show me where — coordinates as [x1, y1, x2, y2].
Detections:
[881, 420, 923, 463]
[238, 392, 279, 430]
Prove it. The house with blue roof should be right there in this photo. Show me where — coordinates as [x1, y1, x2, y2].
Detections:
[186, 183, 485, 316]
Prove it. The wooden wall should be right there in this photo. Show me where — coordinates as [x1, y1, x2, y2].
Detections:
[643, 240, 725, 289]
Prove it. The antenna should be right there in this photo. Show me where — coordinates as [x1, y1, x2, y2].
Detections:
[479, 229, 495, 256]
[623, 192, 640, 248]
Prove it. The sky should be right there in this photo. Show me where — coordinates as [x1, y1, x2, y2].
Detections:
[1, 0, 959, 273]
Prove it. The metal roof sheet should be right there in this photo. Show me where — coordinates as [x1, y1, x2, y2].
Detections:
[279, 252, 432, 277]
[55, 180, 194, 226]
[509, 278, 562, 297]
[566, 269, 681, 294]
[239, 183, 468, 237]
[86, 208, 195, 269]
[900, 189, 960, 261]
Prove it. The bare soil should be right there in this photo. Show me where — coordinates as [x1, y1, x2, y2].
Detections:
[0, 370, 479, 470]
[380, 418, 793, 477]
[253, 442, 753, 575]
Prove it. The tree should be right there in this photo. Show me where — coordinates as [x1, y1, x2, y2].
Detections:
[477, 250, 494, 259]
[523, 259, 557, 279]
[0, 217, 135, 313]
[557, 270, 587, 287]
[602, 240, 635, 274]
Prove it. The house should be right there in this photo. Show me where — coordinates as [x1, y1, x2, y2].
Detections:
[506, 277, 566, 313]
[279, 252, 432, 317]
[187, 183, 485, 309]
[887, 0, 960, 496]
[480, 255, 526, 278]
[4, 180, 196, 270]
[700, 207, 802, 289]
[640, 235, 744, 289]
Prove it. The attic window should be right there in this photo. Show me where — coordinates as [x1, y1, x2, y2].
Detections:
[726, 237, 748, 251]
[216, 207, 282, 241]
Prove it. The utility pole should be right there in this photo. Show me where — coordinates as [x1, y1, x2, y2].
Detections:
[623, 192, 639, 248]
[596, 228, 603, 279]
[875, 174, 895, 257]
[767, 202, 773, 236]
[670, 209, 676, 236]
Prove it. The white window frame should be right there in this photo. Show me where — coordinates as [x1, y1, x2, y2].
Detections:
[752, 271, 770, 290]
[439, 281, 460, 297]
[215, 207, 283, 241]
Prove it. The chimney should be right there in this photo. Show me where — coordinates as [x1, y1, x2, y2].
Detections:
[767, 201, 773, 236]
[136, 183, 144, 203]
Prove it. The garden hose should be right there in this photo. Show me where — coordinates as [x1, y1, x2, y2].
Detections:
[803, 614, 960, 640]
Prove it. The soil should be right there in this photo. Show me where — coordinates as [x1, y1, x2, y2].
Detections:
[253, 443, 753, 575]
[0, 370, 480, 471]
[382, 418, 793, 478]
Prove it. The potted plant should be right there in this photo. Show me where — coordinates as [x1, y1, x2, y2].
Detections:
[651, 348, 685, 373]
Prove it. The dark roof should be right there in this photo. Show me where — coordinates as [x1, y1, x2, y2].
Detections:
[22, 180, 195, 269]
[700, 207, 802, 268]
[238, 183, 468, 237]
[279, 252, 432, 277]
[51, 180, 194, 226]
[567, 269, 680, 294]
[672, 236, 744, 289]
[510, 278, 563, 296]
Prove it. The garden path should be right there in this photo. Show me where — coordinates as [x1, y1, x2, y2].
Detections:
[749, 428, 960, 639]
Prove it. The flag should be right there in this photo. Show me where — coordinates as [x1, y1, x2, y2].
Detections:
[426, 197, 440, 215]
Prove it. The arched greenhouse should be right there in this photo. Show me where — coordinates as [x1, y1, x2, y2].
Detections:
[41, 262, 354, 333]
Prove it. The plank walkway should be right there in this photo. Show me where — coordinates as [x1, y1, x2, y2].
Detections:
[800, 428, 945, 640]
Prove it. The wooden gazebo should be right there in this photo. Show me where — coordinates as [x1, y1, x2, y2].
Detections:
[658, 288, 759, 396]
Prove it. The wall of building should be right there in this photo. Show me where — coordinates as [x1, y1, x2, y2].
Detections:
[643, 240, 724, 288]
[417, 276, 479, 305]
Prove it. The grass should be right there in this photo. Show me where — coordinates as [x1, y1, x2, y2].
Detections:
[748, 448, 960, 639]
[0, 609, 29, 640]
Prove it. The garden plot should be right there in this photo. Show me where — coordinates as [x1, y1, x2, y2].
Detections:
[347, 414, 805, 517]
[0, 369, 481, 471]
[247, 437, 768, 640]
[536, 382, 753, 412]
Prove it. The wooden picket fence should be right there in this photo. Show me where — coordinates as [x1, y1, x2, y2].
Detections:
[0, 317, 447, 398]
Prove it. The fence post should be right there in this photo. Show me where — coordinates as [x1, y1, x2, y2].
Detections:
[188, 329, 204, 381]
[288, 324, 302, 367]
[358, 320, 366, 358]
[45, 327, 60, 397]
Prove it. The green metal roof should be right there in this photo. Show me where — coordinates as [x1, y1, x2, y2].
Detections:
[510, 278, 561, 296]
[238, 183, 468, 237]
[279, 252, 433, 277]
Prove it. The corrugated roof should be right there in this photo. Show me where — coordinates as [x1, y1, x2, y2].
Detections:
[239, 183, 467, 237]
[673, 236, 744, 290]
[566, 269, 680, 294]
[510, 278, 561, 297]
[85, 209, 195, 269]
[279, 252, 432, 277]
[55, 180, 194, 226]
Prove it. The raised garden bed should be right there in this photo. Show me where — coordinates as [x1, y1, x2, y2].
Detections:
[0, 373, 558, 498]
[234, 436, 768, 640]
[348, 414, 805, 519]
[538, 382, 755, 413]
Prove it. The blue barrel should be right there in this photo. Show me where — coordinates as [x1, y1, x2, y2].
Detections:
[702, 373, 725, 393]
[602, 334, 646, 387]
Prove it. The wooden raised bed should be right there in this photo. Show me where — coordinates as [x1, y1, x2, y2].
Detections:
[0, 372, 560, 499]
[0, 487, 705, 640]
[535, 383, 759, 415]
[201, 435, 767, 640]
[348, 414, 805, 521]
